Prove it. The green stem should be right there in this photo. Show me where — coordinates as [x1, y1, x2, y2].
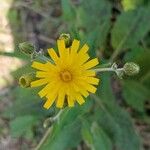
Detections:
[53, 109, 64, 121]
[94, 67, 123, 73]
[34, 109, 64, 150]
[34, 127, 52, 150]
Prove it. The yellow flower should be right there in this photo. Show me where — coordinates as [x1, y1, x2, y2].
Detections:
[31, 39, 99, 109]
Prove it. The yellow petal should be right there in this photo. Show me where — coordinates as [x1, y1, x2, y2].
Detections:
[73, 81, 89, 97]
[43, 93, 57, 109]
[57, 40, 65, 58]
[38, 82, 55, 98]
[78, 44, 89, 55]
[70, 54, 89, 70]
[77, 53, 89, 65]
[80, 89, 89, 98]
[72, 82, 80, 92]
[83, 77, 99, 85]
[31, 79, 49, 87]
[71, 39, 80, 54]
[38, 84, 50, 98]
[43, 84, 61, 109]
[59, 48, 70, 66]
[36, 71, 51, 78]
[83, 58, 99, 70]
[32, 61, 55, 71]
[32, 61, 47, 71]
[56, 89, 65, 108]
[75, 93, 85, 105]
[82, 70, 96, 77]
[48, 48, 59, 64]
[78, 81, 97, 93]
[65, 48, 70, 61]
[67, 95, 74, 107]
[85, 84, 97, 93]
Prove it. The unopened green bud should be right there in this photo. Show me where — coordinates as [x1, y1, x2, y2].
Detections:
[123, 62, 140, 76]
[59, 33, 72, 48]
[19, 73, 36, 88]
[19, 42, 35, 55]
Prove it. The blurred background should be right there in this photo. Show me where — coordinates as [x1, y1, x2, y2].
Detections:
[0, 0, 150, 150]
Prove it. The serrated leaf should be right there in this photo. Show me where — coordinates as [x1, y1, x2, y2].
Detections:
[122, 0, 145, 11]
[97, 73, 116, 104]
[0, 51, 29, 60]
[10, 115, 37, 138]
[91, 123, 112, 150]
[95, 72, 142, 150]
[61, 0, 76, 21]
[94, 101, 142, 150]
[11, 63, 34, 79]
[122, 80, 149, 111]
[3, 87, 54, 118]
[40, 107, 85, 150]
[124, 45, 143, 61]
[75, 0, 111, 52]
[81, 120, 93, 147]
[82, 120, 112, 150]
[111, 7, 150, 52]
[124, 49, 150, 89]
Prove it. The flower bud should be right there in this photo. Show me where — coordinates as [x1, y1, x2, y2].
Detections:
[19, 42, 35, 55]
[59, 33, 72, 48]
[19, 73, 36, 88]
[123, 62, 140, 76]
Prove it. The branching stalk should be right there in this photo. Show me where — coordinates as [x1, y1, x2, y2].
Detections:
[34, 109, 64, 150]
[34, 127, 52, 150]
[94, 67, 123, 73]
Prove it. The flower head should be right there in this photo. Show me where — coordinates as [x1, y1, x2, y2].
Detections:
[31, 39, 99, 109]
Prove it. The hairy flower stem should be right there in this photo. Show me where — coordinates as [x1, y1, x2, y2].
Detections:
[94, 66, 124, 78]
[52, 109, 64, 121]
[34, 127, 52, 150]
[34, 109, 64, 150]
[94, 67, 124, 73]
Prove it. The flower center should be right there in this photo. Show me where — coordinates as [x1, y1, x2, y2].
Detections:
[60, 70, 72, 82]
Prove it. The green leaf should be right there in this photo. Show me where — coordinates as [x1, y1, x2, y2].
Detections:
[11, 63, 34, 79]
[94, 101, 142, 150]
[122, 80, 150, 112]
[97, 73, 116, 104]
[135, 50, 150, 77]
[82, 120, 112, 150]
[91, 123, 112, 150]
[124, 49, 150, 89]
[75, 0, 111, 51]
[122, 0, 145, 11]
[76, 0, 111, 31]
[81, 120, 93, 147]
[111, 7, 150, 52]
[0, 51, 29, 60]
[95, 72, 142, 150]
[10, 115, 37, 138]
[61, 0, 76, 21]
[3, 87, 54, 118]
[40, 107, 84, 150]
[123, 45, 143, 61]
